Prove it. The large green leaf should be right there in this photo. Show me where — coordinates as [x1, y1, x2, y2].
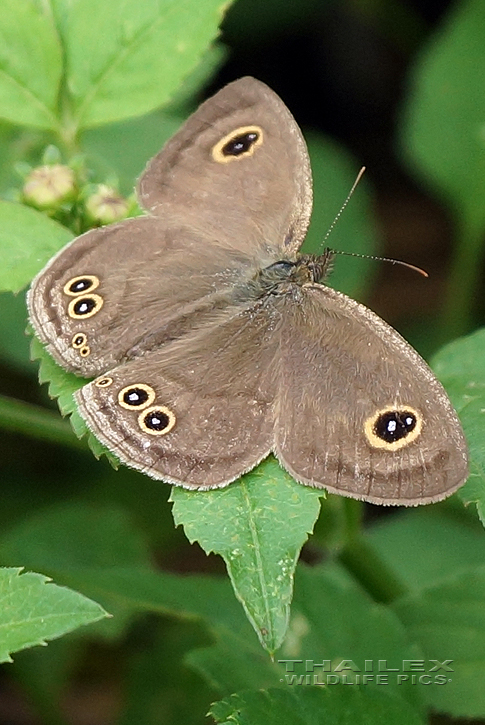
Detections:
[431, 328, 485, 522]
[171, 462, 322, 654]
[210, 687, 425, 725]
[393, 566, 485, 718]
[400, 0, 485, 229]
[188, 564, 423, 709]
[0, 201, 72, 293]
[0, 0, 62, 130]
[64, 0, 230, 129]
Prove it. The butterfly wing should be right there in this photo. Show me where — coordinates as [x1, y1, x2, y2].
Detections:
[273, 284, 468, 505]
[74, 299, 278, 487]
[28, 78, 312, 377]
[139, 76, 312, 256]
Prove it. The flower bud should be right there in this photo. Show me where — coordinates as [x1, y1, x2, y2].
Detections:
[85, 185, 130, 225]
[23, 164, 76, 209]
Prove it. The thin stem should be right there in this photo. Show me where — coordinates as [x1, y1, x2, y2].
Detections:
[337, 498, 408, 603]
[438, 212, 485, 343]
[341, 497, 364, 541]
[338, 536, 408, 604]
[0, 394, 86, 451]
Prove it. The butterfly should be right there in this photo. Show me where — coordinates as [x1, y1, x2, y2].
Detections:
[28, 77, 468, 505]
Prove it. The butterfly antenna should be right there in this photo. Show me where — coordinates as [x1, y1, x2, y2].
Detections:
[334, 249, 429, 277]
[324, 166, 428, 278]
[322, 166, 366, 244]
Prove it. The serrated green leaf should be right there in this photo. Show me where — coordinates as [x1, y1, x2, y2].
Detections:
[29, 335, 120, 466]
[171, 460, 322, 654]
[0, 201, 72, 292]
[0, 567, 107, 663]
[30, 336, 84, 415]
[0, 501, 283, 674]
[209, 686, 425, 725]
[0, 503, 157, 638]
[65, 0, 231, 129]
[431, 328, 485, 522]
[0, 503, 427, 709]
[0, 1, 62, 130]
[392, 565, 485, 718]
[188, 564, 423, 706]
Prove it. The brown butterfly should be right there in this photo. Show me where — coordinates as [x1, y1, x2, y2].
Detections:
[28, 77, 468, 505]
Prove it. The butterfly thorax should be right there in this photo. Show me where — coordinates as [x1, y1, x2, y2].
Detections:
[251, 249, 334, 298]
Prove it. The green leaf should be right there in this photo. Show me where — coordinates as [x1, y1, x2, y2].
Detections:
[0, 0, 62, 130]
[367, 508, 485, 592]
[400, 0, 485, 230]
[431, 328, 485, 521]
[82, 112, 184, 195]
[209, 686, 425, 725]
[170, 459, 322, 654]
[30, 335, 120, 465]
[281, 565, 423, 707]
[163, 42, 228, 116]
[0, 503, 156, 638]
[0, 567, 108, 663]
[188, 564, 423, 704]
[1, 540, 256, 652]
[0, 201, 72, 293]
[65, 0, 231, 129]
[0, 501, 281, 677]
[399, 0, 485, 336]
[304, 133, 378, 299]
[82, 43, 226, 193]
[392, 565, 485, 718]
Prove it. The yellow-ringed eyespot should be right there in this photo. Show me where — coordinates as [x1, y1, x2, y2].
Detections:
[138, 406, 176, 436]
[211, 126, 263, 163]
[118, 384, 156, 410]
[364, 406, 423, 451]
[63, 275, 99, 296]
[71, 332, 87, 348]
[94, 376, 113, 387]
[67, 294, 103, 319]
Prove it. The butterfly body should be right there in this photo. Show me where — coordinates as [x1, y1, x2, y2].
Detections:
[28, 77, 468, 505]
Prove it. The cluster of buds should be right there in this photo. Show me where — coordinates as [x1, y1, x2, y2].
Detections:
[20, 146, 135, 231]
[23, 164, 76, 210]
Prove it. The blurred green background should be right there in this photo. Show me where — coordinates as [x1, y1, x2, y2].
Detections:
[1, 0, 485, 723]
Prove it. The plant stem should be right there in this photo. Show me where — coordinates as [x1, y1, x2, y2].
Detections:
[0, 394, 85, 451]
[438, 212, 485, 343]
[338, 536, 408, 603]
[337, 498, 408, 603]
